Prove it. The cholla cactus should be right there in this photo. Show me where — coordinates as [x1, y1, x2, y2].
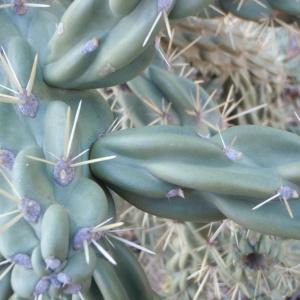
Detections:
[0, 0, 197, 298]
[1, 0, 300, 299]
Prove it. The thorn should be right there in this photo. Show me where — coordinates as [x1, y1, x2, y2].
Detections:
[0, 83, 18, 95]
[0, 209, 20, 219]
[155, 37, 171, 70]
[63, 106, 71, 160]
[163, 10, 172, 40]
[0, 213, 23, 235]
[83, 240, 90, 265]
[71, 148, 90, 162]
[0, 4, 13, 9]
[170, 35, 202, 62]
[26, 155, 56, 166]
[66, 100, 82, 159]
[0, 47, 23, 93]
[24, 3, 50, 8]
[0, 262, 14, 281]
[92, 222, 124, 232]
[70, 155, 116, 167]
[0, 168, 21, 199]
[93, 217, 114, 230]
[26, 54, 38, 96]
[77, 292, 85, 300]
[252, 191, 285, 211]
[0, 93, 23, 104]
[91, 239, 117, 265]
[109, 235, 156, 255]
[143, 11, 162, 47]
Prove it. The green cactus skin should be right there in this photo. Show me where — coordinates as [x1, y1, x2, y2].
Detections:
[91, 124, 300, 239]
[43, 0, 216, 89]
[0, 1, 165, 299]
[119, 63, 220, 136]
[169, 0, 214, 19]
[219, 0, 274, 21]
[2, 0, 300, 299]
[268, 0, 300, 16]
[199, 0, 300, 22]
[109, 0, 141, 16]
[44, 0, 161, 89]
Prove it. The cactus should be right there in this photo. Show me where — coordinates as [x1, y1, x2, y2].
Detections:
[117, 62, 222, 136]
[91, 124, 300, 239]
[43, 0, 216, 89]
[0, 1, 176, 298]
[200, 0, 300, 22]
[163, 221, 300, 299]
[1, 0, 300, 299]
